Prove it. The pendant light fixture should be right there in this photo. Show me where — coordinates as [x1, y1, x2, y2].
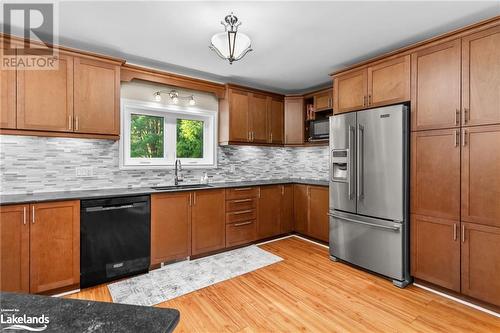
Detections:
[209, 13, 252, 64]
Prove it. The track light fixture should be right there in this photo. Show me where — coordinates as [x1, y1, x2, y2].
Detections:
[153, 90, 196, 106]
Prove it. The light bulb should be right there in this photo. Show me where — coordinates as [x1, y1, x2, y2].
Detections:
[172, 96, 179, 104]
[189, 96, 196, 106]
[154, 92, 161, 102]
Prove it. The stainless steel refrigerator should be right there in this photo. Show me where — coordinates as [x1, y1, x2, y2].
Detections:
[328, 104, 411, 287]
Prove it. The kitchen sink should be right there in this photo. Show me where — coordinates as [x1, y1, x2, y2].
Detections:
[151, 184, 214, 191]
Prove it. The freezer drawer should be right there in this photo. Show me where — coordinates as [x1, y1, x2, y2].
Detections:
[329, 211, 404, 281]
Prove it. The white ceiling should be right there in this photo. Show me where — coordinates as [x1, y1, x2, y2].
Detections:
[7, 1, 500, 93]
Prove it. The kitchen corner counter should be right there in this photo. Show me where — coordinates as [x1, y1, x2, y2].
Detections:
[0, 292, 179, 333]
[0, 178, 328, 205]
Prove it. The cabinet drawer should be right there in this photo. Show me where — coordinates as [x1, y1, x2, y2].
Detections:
[226, 221, 256, 247]
[226, 198, 257, 212]
[226, 187, 259, 200]
[226, 209, 257, 224]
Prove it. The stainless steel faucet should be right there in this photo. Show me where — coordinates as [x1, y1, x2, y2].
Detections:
[174, 159, 183, 185]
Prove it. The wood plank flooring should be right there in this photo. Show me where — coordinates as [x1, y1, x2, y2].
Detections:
[66, 237, 500, 332]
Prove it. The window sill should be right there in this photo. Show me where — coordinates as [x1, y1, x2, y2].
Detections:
[119, 164, 218, 170]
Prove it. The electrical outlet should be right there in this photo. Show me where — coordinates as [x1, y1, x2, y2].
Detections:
[229, 165, 236, 173]
[76, 167, 93, 178]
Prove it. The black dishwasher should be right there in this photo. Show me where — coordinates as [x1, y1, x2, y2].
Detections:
[81, 195, 150, 288]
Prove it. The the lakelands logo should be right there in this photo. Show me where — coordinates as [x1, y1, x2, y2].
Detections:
[1, 309, 49, 331]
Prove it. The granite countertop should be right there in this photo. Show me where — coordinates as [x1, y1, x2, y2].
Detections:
[0, 178, 328, 205]
[0, 292, 179, 333]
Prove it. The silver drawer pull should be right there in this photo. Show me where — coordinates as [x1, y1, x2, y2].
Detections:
[234, 221, 252, 227]
[234, 187, 252, 191]
[328, 213, 400, 231]
[231, 210, 253, 215]
[232, 199, 252, 203]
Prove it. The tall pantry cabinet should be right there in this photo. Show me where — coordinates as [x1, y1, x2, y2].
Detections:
[410, 25, 500, 307]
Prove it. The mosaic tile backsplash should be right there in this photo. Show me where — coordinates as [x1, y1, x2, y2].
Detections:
[0, 135, 328, 194]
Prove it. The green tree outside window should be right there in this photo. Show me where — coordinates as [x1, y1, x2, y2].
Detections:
[177, 119, 204, 158]
[130, 114, 164, 158]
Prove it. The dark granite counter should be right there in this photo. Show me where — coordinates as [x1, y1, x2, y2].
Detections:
[0, 178, 328, 205]
[0, 292, 179, 333]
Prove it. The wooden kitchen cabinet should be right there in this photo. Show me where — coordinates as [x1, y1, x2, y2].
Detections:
[367, 55, 410, 108]
[411, 214, 461, 292]
[461, 222, 500, 307]
[411, 40, 461, 131]
[461, 125, 500, 227]
[151, 192, 191, 265]
[462, 26, 500, 127]
[314, 89, 333, 112]
[308, 186, 329, 242]
[333, 68, 367, 114]
[30, 200, 80, 293]
[0, 204, 29, 293]
[249, 93, 268, 143]
[257, 186, 282, 239]
[17, 54, 74, 132]
[411, 129, 461, 220]
[284, 96, 304, 145]
[74, 57, 120, 135]
[268, 97, 284, 144]
[0, 45, 16, 129]
[280, 185, 294, 234]
[191, 189, 226, 256]
[293, 184, 308, 234]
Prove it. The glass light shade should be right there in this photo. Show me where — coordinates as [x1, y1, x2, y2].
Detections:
[171, 96, 179, 104]
[189, 97, 196, 106]
[154, 92, 162, 102]
[210, 31, 252, 61]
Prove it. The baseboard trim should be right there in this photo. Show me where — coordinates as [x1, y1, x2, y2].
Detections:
[413, 283, 499, 318]
[291, 235, 329, 249]
[256, 234, 294, 246]
[52, 289, 80, 298]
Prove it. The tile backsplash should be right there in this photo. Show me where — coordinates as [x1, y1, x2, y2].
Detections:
[0, 135, 328, 194]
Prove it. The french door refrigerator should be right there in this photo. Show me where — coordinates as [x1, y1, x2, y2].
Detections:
[329, 104, 411, 287]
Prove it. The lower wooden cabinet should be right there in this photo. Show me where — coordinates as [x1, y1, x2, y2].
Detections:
[30, 200, 80, 293]
[293, 184, 308, 234]
[411, 214, 461, 292]
[257, 186, 282, 239]
[281, 185, 294, 233]
[0, 204, 29, 293]
[293, 184, 329, 242]
[191, 189, 226, 256]
[226, 221, 256, 248]
[151, 192, 191, 265]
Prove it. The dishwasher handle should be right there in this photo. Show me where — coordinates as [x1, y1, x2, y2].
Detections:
[85, 204, 137, 212]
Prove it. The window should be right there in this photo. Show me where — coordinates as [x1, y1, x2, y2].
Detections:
[121, 100, 217, 168]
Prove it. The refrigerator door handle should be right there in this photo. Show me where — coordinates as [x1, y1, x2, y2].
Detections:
[357, 124, 364, 200]
[348, 125, 355, 200]
[328, 213, 401, 231]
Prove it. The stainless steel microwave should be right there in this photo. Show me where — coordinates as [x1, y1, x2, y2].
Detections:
[309, 118, 329, 140]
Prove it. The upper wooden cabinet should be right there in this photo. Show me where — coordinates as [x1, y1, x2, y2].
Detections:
[411, 40, 461, 131]
[74, 57, 120, 135]
[0, 46, 16, 129]
[284, 96, 304, 145]
[219, 85, 284, 145]
[367, 55, 410, 108]
[0, 204, 29, 293]
[462, 26, 500, 127]
[333, 68, 367, 113]
[314, 89, 333, 112]
[17, 54, 74, 132]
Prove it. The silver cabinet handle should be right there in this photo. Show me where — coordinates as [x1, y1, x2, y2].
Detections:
[232, 199, 252, 203]
[193, 192, 196, 206]
[23, 206, 27, 225]
[348, 125, 355, 200]
[281, 186, 284, 196]
[75, 116, 79, 131]
[188, 193, 192, 206]
[234, 221, 252, 227]
[328, 213, 400, 231]
[231, 210, 253, 215]
[464, 108, 469, 124]
[368, 94, 372, 105]
[455, 109, 460, 125]
[68, 115, 73, 130]
[357, 124, 364, 200]
[234, 187, 252, 191]
[32, 206, 35, 224]
[453, 223, 457, 241]
[462, 129, 467, 147]
[461, 225, 465, 243]
[454, 129, 459, 147]
[270, 132, 273, 142]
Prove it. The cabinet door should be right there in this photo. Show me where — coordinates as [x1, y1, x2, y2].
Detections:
[249, 93, 268, 143]
[269, 98, 284, 144]
[314, 90, 332, 112]
[0, 46, 16, 129]
[17, 54, 74, 132]
[30, 200, 79, 293]
[191, 189, 226, 256]
[411, 130, 461, 220]
[284, 97, 304, 144]
[229, 89, 250, 142]
[280, 185, 294, 234]
[333, 68, 367, 114]
[367, 55, 410, 107]
[151, 192, 191, 265]
[411, 215, 460, 292]
[257, 186, 282, 239]
[74, 57, 120, 135]
[308, 186, 329, 242]
[293, 184, 308, 234]
[461, 222, 500, 306]
[411, 40, 461, 130]
[462, 26, 500, 127]
[0, 205, 29, 293]
[461, 125, 500, 227]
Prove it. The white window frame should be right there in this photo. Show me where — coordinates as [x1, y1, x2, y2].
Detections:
[120, 99, 217, 169]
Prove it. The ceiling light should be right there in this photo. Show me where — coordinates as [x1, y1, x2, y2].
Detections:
[189, 96, 196, 106]
[209, 13, 252, 65]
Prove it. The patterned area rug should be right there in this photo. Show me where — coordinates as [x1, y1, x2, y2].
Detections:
[107, 245, 283, 306]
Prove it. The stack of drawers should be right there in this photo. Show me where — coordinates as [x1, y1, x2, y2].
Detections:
[225, 187, 259, 247]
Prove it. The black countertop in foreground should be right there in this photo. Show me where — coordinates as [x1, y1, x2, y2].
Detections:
[0, 292, 179, 333]
[0, 178, 328, 205]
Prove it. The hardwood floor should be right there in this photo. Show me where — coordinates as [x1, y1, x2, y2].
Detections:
[66, 237, 499, 332]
